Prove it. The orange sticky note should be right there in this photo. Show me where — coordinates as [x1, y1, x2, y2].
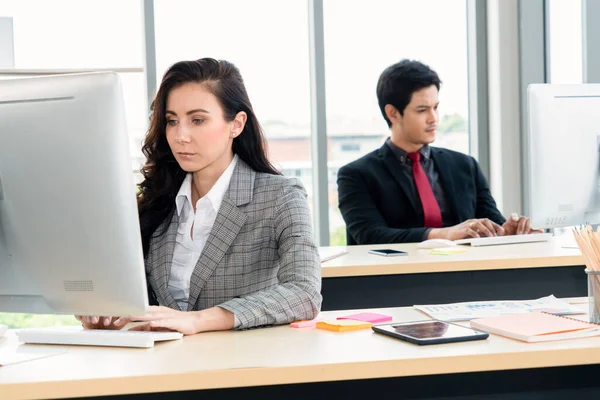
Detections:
[316, 319, 372, 332]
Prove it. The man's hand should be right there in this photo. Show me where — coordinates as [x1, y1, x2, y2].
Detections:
[429, 218, 505, 241]
[502, 213, 545, 236]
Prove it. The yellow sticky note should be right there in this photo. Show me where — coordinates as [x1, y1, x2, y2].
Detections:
[316, 319, 372, 332]
[429, 247, 468, 256]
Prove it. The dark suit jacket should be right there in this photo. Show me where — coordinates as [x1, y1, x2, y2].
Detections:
[337, 143, 505, 244]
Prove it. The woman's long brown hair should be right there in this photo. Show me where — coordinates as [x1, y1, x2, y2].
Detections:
[137, 58, 280, 256]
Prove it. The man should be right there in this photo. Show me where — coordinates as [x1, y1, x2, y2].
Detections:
[337, 59, 539, 245]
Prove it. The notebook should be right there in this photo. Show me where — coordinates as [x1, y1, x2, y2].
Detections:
[469, 311, 600, 343]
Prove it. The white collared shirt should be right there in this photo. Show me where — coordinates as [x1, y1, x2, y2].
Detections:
[168, 155, 239, 311]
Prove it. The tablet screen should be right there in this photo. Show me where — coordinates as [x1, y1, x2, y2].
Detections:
[392, 321, 479, 339]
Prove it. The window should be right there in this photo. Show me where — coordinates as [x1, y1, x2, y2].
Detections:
[340, 143, 360, 152]
[0, 0, 147, 176]
[323, 0, 469, 245]
[0, 0, 145, 329]
[546, 0, 583, 243]
[153, 0, 312, 196]
[548, 0, 583, 84]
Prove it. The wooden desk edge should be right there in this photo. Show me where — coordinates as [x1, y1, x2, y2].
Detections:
[4, 346, 597, 400]
[321, 255, 585, 277]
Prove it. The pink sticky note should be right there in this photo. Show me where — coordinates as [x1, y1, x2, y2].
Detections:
[337, 312, 392, 324]
[290, 319, 322, 328]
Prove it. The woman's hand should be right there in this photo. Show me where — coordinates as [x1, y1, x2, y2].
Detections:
[128, 306, 235, 335]
[75, 315, 130, 330]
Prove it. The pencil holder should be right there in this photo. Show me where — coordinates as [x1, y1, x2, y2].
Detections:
[585, 269, 600, 324]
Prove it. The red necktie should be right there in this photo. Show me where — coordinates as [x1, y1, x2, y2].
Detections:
[408, 152, 443, 228]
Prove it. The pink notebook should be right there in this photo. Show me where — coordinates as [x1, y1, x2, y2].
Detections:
[337, 312, 392, 324]
[470, 312, 600, 342]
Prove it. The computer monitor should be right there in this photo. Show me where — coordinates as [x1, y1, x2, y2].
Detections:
[527, 83, 600, 229]
[0, 72, 148, 316]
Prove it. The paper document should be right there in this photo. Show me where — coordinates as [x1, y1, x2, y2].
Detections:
[414, 295, 583, 321]
[0, 345, 67, 366]
[319, 247, 348, 263]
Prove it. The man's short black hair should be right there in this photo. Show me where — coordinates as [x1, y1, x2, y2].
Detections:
[376, 59, 441, 127]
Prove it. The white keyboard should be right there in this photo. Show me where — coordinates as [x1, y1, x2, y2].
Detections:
[454, 233, 552, 247]
[16, 327, 183, 348]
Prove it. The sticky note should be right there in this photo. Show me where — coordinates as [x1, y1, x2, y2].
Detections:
[290, 319, 321, 328]
[337, 312, 392, 324]
[316, 319, 372, 332]
[429, 247, 467, 255]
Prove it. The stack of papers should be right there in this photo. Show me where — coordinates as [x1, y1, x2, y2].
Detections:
[414, 295, 583, 321]
[0, 346, 67, 366]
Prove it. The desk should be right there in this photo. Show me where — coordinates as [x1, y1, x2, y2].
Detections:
[320, 239, 585, 310]
[2, 300, 599, 400]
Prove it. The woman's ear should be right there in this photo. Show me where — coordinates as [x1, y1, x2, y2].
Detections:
[230, 111, 247, 138]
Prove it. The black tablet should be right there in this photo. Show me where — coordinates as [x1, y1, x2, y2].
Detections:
[372, 320, 489, 345]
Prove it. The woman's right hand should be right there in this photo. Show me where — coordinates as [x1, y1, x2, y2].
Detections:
[75, 315, 130, 330]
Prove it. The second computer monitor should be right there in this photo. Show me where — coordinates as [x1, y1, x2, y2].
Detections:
[527, 83, 600, 229]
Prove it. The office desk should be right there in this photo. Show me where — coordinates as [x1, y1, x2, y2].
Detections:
[320, 239, 585, 310]
[2, 301, 599, 400]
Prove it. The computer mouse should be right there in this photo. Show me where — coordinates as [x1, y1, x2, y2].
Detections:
[0, 324, 7, 338]
[417, 239, 457, 249]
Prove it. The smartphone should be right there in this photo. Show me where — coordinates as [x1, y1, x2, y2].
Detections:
[372, 320, 489, 345]
[368, 249, 408, 257]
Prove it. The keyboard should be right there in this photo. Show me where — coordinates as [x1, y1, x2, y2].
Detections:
[454, 233, 552, 247]
[15, 326, 183, 348]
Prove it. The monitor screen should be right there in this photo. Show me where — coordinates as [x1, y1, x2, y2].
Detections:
[527, 83, 600, 229]
[0, 73, 148, 316]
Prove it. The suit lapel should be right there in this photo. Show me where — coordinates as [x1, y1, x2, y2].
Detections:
[431, 148, 461, 221]
[379, 144, 419, 213]
[186, 160, 253, 311]
[147, 210, 180, 310]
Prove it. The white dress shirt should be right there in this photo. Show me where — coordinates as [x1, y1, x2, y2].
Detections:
[168, 155, 239, 311]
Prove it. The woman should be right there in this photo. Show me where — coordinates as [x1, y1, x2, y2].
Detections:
[77, 58, 322, 334]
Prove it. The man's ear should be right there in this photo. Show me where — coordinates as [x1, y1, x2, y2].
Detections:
[384, 104, 402, 125]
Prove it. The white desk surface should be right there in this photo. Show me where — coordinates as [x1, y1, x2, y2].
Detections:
[320, 238, 583, 277]
[0, 298, 596, 400]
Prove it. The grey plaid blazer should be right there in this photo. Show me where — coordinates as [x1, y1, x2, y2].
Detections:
[145, 159, 322, 330]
